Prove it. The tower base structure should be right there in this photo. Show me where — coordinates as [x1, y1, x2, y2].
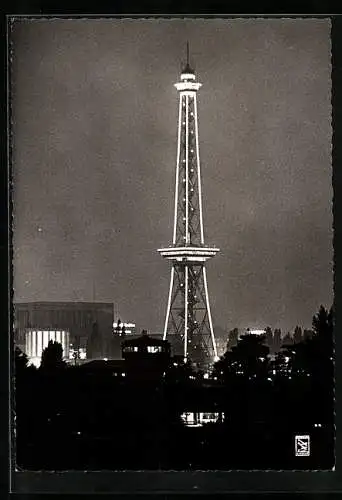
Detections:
[158, 246, 219, 368]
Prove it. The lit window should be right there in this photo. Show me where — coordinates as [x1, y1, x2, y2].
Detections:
[79, 348, 87, 360]
[147, 345, 162, 353]
[199, 412, 219, 423]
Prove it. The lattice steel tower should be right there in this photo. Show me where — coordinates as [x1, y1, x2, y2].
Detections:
[158, 45, 219, 366]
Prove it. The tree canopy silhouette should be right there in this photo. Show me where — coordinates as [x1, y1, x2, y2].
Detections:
[214, 333, 270, 382]
[15, 346, 29, 374]
[279, 305, 333, 380]
[40, 340, 66, 371]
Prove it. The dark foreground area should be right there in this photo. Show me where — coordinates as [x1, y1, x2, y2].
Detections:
[14, 306, 334, 471]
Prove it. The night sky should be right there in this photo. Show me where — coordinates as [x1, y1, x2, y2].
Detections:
[11, 18, 332, 335]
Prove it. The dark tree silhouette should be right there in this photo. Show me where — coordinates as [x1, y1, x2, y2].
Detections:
[282, 305, 333, 380]
[271, 305, 334, 469]
[214, 333, 270, 382]
[14, 346, 29, 375]
[264, 326, 273, 353]
[40, 340, 66, 370]
[303, 328, 313, 340]
[293, 325, 303, 344]
[15, 347, 38, 469]
[313, 305, 333, 340]
[226, 327, 239, 351]
[165, 356, 197, 385]
[273, 328, 282, 353]
[310, 305, 334, 388]
[282, 331, 293, 347]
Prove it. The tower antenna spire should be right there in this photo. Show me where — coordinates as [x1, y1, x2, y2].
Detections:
[186, 41, 189, 67]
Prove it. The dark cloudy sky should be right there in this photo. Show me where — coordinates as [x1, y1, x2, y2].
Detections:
[11, 18, 332, 335]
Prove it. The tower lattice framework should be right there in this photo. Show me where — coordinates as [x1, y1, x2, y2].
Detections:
[158, 49, 219, 366]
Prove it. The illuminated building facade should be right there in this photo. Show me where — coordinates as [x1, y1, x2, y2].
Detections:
[25, 329, 70, 367]
[14, 301, 114, 359]
[181, 411, 223, 427]
[158, 46, 219, 367]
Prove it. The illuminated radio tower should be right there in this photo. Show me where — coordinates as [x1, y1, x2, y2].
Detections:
[158, 44, 219, 366]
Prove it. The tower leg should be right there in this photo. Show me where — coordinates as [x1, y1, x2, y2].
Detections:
[163, 267, 174, 340]
[184, 264, 189, 361]
[203, 266, 218, 360]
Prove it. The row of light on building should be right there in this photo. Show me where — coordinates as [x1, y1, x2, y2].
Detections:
[113, 322, 136, 334]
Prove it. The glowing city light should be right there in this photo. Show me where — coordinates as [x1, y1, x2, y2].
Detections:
[113, 322, 136, 328]
[250, 329, 266, 335]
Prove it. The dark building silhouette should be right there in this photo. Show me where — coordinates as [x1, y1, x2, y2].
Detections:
[122, 330, 171, 381]
[79, 331, 171, 381]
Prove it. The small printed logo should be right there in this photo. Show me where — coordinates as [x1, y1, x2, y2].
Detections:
[295, 435, 310, 457]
